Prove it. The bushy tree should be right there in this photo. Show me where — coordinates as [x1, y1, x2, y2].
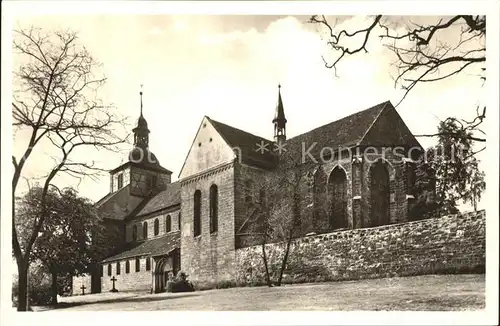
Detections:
[411, 118, 485, 217]
[15, 186, 106, 305]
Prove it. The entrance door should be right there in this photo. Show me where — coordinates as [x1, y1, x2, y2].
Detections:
[154, 256, 172, 293]
[370, 161, 390, 227]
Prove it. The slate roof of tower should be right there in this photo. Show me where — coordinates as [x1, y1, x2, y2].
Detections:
[109, 159, 173, 175]
[273, 87, 287, 126]
[101, 231, 180, 263]
[209, 118, 279, 169]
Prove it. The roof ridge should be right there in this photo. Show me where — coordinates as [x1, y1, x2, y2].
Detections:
[356, 101, 390, 146]
[209, 117, 273, 143]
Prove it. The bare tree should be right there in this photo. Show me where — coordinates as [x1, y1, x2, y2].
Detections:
[309, 15, 486, 144]
[237, 150, 309, 287]
[12, 26, 127, 311]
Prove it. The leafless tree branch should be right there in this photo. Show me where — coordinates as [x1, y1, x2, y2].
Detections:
[11, 26, 128, 311]
[309, 15, 486, 145]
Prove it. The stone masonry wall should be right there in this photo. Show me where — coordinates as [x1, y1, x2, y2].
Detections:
[111, 167, 131, 193]
[234, 163, 271, 248]
[235, 210, 485, 285]
[125, 208, 180, 243]
[72, 274, 92, 296]
[101, 257, 153, 293]
[180, 162, 236, 283]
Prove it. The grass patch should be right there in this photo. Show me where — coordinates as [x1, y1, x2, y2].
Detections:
[54, 274, 485, 311]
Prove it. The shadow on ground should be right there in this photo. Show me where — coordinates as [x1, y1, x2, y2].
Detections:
[48, 293, 200, 310]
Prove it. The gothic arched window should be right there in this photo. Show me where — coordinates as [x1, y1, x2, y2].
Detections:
[135, 258, 140, 272]
[116, 262, 121, 275]
[108, 264, 112, 276]
[193, 190, 201, 237]
[143, 221, 148, 239]
[154, 218, 159, 236]
[125, 260, 130, 274]
[209, 184, 218, 233]
[146, 257, 151, 271]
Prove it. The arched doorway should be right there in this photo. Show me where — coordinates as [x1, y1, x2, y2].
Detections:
[154, 256, 173, 293]
[370, 160, 390, 227]
[328, 167, 348, 230]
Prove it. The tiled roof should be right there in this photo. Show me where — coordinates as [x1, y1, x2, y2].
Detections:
[209, 118, 279, 169]
[134, 182, 180, 217]
[101, 231, 180, 263]
[95, 191, 116, 208]
[94, 185, 131, 214]
[207, 101, 390, 169]
[284, 101, 390, 162]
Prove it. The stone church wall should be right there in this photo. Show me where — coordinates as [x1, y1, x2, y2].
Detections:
[125, 208, 180, 243]
[110, 167, 131, 193]
[130, 166, 169, 197]
[180, 162, 237, 283]
[362, 148, 412, 226]
[234, 210, 485, 285]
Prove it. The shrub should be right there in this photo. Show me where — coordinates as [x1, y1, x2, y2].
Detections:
[12, 264, 52, 307]
[215, 279, 238, 289]
[168, 271, 195, 293]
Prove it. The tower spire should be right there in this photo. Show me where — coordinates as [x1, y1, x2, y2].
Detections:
[273, 84, 287, 143]
[140, 84, 144, 116]
[132, 85, 150, 149]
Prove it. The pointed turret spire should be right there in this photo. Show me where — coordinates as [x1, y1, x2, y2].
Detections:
[132, 85, 150, 149]
[140, 84, 144, 116]
[273, 84, 287, 143]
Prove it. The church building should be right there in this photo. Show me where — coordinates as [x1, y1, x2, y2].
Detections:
[73, 86, 423, 294]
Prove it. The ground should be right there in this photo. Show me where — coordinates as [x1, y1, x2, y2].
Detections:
[49, 274, 484, 311]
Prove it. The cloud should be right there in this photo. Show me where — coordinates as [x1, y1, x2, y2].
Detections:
[148, 26, 164, 35]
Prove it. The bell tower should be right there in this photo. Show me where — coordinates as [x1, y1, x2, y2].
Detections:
[132, 87, 150, 149]
[273, 84, 287, 144]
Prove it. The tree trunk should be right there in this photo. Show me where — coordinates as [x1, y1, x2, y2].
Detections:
[277, 232, 293, 286]
[438, 164, 449, 213]
[277, 190, 300, 286]
[16, 259, 29, 312]
[261, 242, 272, 287]
[50, 270, 58, 305]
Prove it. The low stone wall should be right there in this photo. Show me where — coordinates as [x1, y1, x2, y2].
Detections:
[235, 210, 486, 285]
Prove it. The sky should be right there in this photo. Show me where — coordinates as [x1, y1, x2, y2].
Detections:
[10, 13, 488, 210]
